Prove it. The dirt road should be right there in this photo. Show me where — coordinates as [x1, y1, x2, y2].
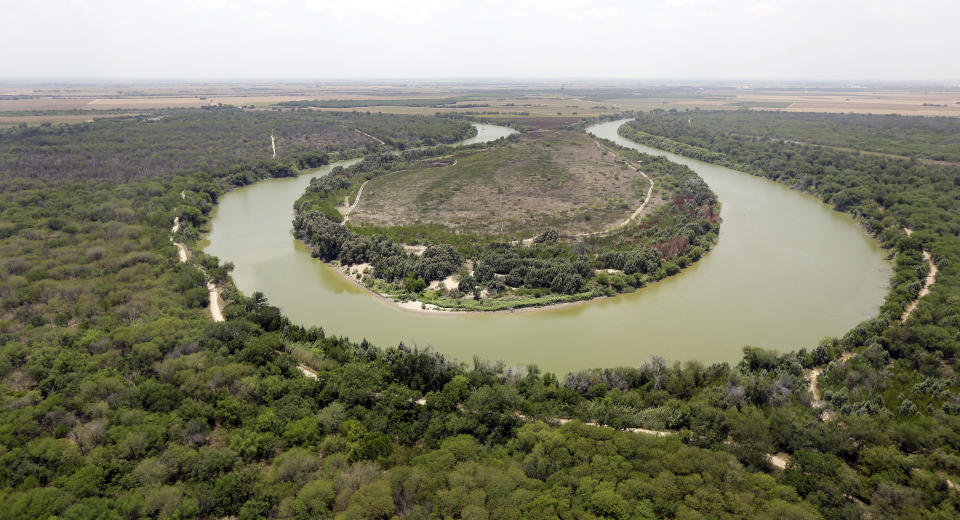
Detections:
[901, 227, 939, 322]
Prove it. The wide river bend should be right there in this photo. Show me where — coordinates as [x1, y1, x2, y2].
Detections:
[205, 121, 890, 374]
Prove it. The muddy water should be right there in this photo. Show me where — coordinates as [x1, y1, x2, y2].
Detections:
[459, 123, 517, 145]
[205, 121, 890, 374]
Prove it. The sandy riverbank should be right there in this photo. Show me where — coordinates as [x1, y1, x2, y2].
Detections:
[328, 261, 608, 316]
[314, 223, 720, 316]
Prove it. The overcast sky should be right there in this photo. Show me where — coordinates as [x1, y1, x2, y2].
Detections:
[3, 0, 958, 82]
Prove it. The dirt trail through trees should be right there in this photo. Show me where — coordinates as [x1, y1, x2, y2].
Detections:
[804, 229, 937, 416]
[296, 364, 678, 437]
[170, 217, 188, 262]
[294, 361, 787, 471]
[807, 367, 825, 408]
[170, 215, 224, 322]
[806, 351, 855, 412]
[207, 282, 224, 322]
[548, 417, 674, 437]
[174, 242, 188, 263]
[901, 227, 939, 322]
[575, 146, 655, 238]
[346, 159, 460, 224]
[354, 128, 385, 145]
[341, 180, 370, 223]
[580, 167, 654, 235]
[506, 144, 654, 246]
[297, 365, 318, 379]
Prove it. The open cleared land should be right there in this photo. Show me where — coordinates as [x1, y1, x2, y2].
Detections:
[351, 129, 653, 235]
[2, 82, 958, 129]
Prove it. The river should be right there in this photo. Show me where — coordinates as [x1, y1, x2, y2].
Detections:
[204, 120, 890, 374]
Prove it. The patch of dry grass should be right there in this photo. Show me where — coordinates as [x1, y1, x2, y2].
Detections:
[351, 130, 651, 235]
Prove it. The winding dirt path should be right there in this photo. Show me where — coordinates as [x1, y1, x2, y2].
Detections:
[577, 168, 654, 238]
[170, 217, 189, 263]
[354, 128, 385, 145]
[170, 215, 224, 322]
[625, 171, 655, 221]
[280, 378, 678, 438]
[207, 282, 224, 322]
[559, 140, 658, 239]
[807, 351, 855, 414]
[802, 228, 938, 416]
[512, 413, 675, 437]
[341, 179, 370, 223]
[297, 365, 318, 379]
[345, 160, 456, 224]
[507, 145, 654, 246]
[807, 366, 825, 408]
[174, 242, 188, 263]
[583, 421, 673, 437]
[901, 227, 939, 322]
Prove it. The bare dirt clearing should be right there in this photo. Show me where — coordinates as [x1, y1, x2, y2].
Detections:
[350, 130, 652, 235]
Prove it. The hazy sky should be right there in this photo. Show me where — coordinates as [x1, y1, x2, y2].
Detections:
[4, 0, 958, 81]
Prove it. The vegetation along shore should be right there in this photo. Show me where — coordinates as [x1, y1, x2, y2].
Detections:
[2, 94, 960, 518]
[292, 124, 720, 311]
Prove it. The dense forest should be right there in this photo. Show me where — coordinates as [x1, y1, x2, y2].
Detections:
[0, 108, 475, 183]
[1, 108, 959, 518]
[620, 110, 960, 514]
[640, 109, 960, 162]
[291, 133, 719, 311]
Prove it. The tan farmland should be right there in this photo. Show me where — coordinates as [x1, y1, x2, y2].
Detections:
[2, 82, 957, 129]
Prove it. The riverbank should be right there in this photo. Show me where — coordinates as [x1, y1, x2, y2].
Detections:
[206, 119, 890, 373]
[325, 226, 719, 316]
[328, 260, 609, 316]
[171, 216, 224, 323]
[293, 128, 718, 314]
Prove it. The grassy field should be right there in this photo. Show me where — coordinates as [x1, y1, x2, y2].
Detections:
[350, 129, 652, 236]
[0, 112, 139, 128]
[3, 82, 958, 127]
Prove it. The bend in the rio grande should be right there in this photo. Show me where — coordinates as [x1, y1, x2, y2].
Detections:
[292, 126, 719, 312]
[205, 120, 891, 374]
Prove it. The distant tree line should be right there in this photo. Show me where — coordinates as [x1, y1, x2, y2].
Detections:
[0, 108, 474, 183]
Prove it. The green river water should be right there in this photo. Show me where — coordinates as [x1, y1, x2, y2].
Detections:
[204, 120, 891, 374]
